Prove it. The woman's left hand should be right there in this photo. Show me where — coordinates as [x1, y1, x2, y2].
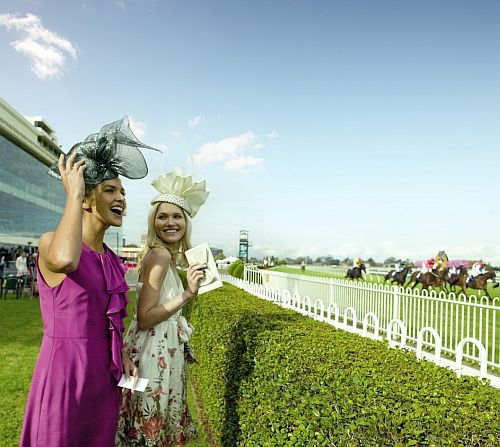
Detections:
[122, 350, 139, 391]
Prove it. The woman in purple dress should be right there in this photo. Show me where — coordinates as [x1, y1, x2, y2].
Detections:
[19, 118, 160, 447]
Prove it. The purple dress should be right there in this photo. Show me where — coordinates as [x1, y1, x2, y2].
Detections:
[20, 243, 128, 447]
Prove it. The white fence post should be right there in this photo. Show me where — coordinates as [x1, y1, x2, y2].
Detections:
[344, 307, 357, 332]
[387, 319, 407, 349]
[392, 285, 400, 321]
[362, 312, 380, 340]
[456, 338, 487, 379]
[416, 327, 442, 361]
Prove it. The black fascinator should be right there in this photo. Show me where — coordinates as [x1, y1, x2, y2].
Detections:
[49, 117, 161, 185]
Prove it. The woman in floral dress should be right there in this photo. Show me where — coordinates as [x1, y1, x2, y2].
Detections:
[116, 170, 209, 446]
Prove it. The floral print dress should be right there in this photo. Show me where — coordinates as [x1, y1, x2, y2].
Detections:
[116, 267, 196, 446]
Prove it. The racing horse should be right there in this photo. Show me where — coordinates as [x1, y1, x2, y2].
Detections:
[458, 271, 498, 299]
[446, 266, 469, 295]
[346, 263, 366, 280]
[407, 270, 445, 291]
[386, 265, 412, 287]
[384, 270, 395, 282]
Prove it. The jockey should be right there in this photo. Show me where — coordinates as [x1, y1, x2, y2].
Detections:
[434, 250, 449, 273]
[353, 257, 363, 268]
[471, 260, 486, 276]
[394, 259, 409, 273]
[467, 260, 487, 286]
[421, 257, 435, 274]
[448, 264, 458, 276]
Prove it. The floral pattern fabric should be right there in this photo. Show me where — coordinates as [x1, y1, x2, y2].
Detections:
[116, 267, 196, 446]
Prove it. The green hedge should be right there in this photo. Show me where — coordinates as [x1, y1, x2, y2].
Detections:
[227, 260, 244, 279]
[185, 284, 500, 447]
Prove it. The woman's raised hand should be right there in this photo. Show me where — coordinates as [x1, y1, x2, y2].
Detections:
[186, 263, 207, 296]
[58, 153, 86, 199]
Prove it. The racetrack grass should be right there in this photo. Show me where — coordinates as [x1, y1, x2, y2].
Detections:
[0, 292, 210, 447]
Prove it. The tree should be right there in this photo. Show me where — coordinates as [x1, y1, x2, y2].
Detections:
[366, 257, 377, 267]
[384, 257, 397, 266]
[214, 251, 226, 261]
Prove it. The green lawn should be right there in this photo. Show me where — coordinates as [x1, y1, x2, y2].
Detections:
[0, 292, 210, 447]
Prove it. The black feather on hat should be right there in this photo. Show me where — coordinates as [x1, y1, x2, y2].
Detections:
[49, 117, 161, 185]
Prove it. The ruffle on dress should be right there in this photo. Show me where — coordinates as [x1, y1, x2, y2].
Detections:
[100, 247, 129, 382]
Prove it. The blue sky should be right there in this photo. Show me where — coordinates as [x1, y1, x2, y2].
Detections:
[1, 0, 500, 262]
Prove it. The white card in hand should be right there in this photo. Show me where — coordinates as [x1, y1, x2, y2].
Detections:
[117, 374, 149, 392]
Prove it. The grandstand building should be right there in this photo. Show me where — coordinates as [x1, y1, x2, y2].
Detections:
[0, 97, 122, 252]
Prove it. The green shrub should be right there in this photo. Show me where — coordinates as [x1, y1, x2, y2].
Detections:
[228, 260, 244, 279]
[227, 260, 238, 276]
[232, 262, 244, 279]
[185, 284, 500, 447]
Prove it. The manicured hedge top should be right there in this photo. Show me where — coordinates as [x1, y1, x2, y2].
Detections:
[185, 284, 500, 447]
[227, 260, 244, 279]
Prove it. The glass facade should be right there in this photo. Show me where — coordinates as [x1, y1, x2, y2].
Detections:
[0, 134, 122, 252]
[0, 134, 65, 239]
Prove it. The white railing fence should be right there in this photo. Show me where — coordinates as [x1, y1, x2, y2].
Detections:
[221, 266, 500, 389]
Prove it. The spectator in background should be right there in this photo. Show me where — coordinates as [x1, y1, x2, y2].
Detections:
[16, 251, 28, 277]
[27, 249, 36, 277]
[0, 254, 5, 277]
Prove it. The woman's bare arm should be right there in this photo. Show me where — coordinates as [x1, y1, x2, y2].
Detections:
[39, 154, 86, 274]
[137, 247, 204, 330]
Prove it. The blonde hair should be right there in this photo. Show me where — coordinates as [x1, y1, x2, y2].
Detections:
[137, 201, 192, 274]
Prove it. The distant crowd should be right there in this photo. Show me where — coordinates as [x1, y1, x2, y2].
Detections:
[0, 245, 38, 278]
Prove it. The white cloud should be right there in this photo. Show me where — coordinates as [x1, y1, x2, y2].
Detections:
[267, 130, 279, 139]
[224, 155, 263, 172]
[188, 115, 204, 128]
[0, 13, 77, 79]
[170, 130, 181, 138]
[192, 131, 256, 165]
[128, 116, 146, 139]
[191, 129, 275, 172]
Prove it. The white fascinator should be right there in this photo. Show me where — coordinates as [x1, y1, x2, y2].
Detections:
[151, 169, 209, 218]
